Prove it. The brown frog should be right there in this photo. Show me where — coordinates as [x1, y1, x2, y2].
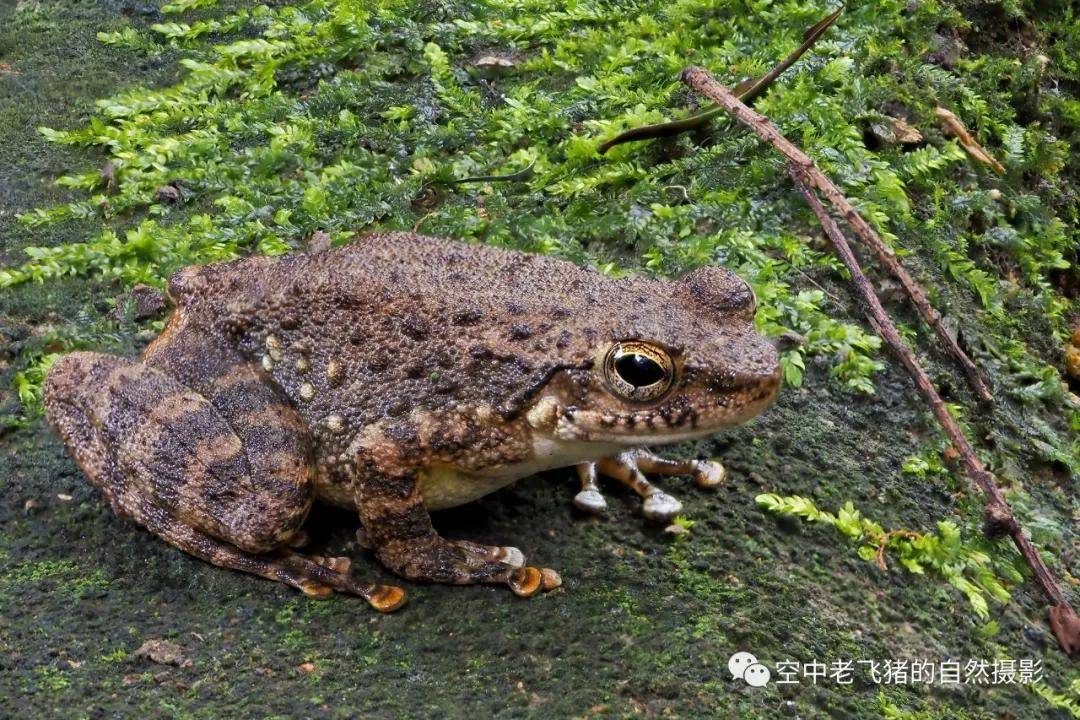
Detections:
[43, 232, 781, 611]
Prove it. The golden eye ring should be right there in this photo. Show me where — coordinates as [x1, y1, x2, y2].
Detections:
[603, 341, 674, 402]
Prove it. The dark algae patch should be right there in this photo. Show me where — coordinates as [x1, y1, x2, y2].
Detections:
[1, 0, 1078, 717]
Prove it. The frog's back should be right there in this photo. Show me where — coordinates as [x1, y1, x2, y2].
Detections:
[171, 232, 634, 319]
[158, 234, 623, 431]
[318, 232, 634, 319]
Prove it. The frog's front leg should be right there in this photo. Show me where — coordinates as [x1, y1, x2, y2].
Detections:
[351, 431, 561, 596]
[574, 449, 726, 522]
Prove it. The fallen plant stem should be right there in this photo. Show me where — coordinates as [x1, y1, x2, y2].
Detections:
[597, 6, 843, 154]
[794, 173, 1080, 656]
[935, 107, 1006, 175]
[874, 530, 922, 571]
[679, 66, 992, 404]
[442, 159, 537, 185]
[678, 65, 1080, 657]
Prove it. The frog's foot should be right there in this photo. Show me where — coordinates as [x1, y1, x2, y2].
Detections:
[575, 449, 726, 523]
[453, 540, 527, 569]
[375, 535, 560, 597]
[573, 462, 609, 514]
[145, 511, 407, 612]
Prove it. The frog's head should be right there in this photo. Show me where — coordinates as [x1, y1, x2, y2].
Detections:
[542, 266, 781, 445]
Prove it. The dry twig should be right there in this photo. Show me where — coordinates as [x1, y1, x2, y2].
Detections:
[597, 6, 843, 154]
[935, 107, 1006, 175]
[680, 67, 992, 403]
[679, 65, 1080, 656]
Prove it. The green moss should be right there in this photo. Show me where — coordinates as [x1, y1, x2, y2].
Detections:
[3, 559, 80, 585]
[756, 494, 1023, 620]
[34, 665, 71, 692]
[98, 648, 129, 664]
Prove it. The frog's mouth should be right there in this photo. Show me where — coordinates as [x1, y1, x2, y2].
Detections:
[553, 372, 780, 445]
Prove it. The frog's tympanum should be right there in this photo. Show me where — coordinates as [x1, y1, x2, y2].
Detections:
[44, 233, 781, 611]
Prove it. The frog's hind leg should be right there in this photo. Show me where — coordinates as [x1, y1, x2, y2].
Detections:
[359, 483, 561, 597]
[575, 449, 726, 523]
[140, 504, 404, 611]
[43, 350, 404, 612]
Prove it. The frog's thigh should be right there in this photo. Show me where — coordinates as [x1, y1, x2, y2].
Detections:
[45, 352, 405, 611]
[45, 351, 307, 551]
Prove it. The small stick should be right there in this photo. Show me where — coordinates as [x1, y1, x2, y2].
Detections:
[680, 66, 993, 404]
[793, 168, 1079, 656]
[597, 6, 843, 154]
[935, 107, 1006, 175]
[442, 160, 537, 186]
[674, 66, 1078, 655]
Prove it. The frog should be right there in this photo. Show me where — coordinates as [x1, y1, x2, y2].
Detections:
[43, 232, 781, 612]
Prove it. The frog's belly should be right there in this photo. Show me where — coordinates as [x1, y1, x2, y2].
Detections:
[313, 462, 554, 512]
[419, 436, 623, 510]
[315, 437, 621, 511]
[417, 465, 526, 510]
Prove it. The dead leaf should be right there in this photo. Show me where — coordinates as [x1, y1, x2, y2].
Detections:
[890, 116, 923, 144]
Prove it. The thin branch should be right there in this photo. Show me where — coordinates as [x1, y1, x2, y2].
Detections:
[597, 6, 843, 154]
[674, 65, 1078, 655]
[680, 66, 993, 404]
[793, 170, 1079, 656]
[935, 107, 1006, 175]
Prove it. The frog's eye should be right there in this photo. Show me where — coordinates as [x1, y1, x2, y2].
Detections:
[603, 341, 674, 402]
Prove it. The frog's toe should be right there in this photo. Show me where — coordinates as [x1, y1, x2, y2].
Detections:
[299, 580, 334, 599]
[311, 555, 352, 574]
[642, 491, 683, 522]
[507, 567, 544, 597]
[692, 460, 726, 488]
[452, 540, 526, 568]
[499, 546, 526, 568]
[507, 566, 562, 596]
[367, 584, 408, 613]
[540, 567, 562, 591]
[573, 488, 608, 515]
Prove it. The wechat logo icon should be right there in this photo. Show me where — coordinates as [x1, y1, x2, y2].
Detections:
[728, 651, 771, 688]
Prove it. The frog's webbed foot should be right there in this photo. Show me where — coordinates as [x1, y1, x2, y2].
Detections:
[150, 514, 406, 612]
[574, 449, 726, 523]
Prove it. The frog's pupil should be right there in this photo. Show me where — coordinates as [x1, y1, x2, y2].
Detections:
[614, 353, 665, 387]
